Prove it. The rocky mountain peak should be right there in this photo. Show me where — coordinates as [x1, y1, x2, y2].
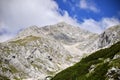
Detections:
[98, 25, 120, 48]
[15, 25, 44, 40]
[56, 22, 69, 27]
[41, 22, 97, 45]
[0, 23, 120, 80]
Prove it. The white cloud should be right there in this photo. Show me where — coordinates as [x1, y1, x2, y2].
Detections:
[100, 18, 120, 29]
[0, 0, 80, 42]
[0, 0, 119, 42]
[63, 0, 67, 3]
[80, 19, 102, 33]
[0, 34, 15, 42]
[80, 18, 120, 33]
[79, 0, 99, 12]
[0, 0, 79, 31]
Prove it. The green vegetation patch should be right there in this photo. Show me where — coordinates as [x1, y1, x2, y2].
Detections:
[0, 75, 10, 80]
[10, 35, 40, 46]
[9, 65, 19, 73]
[52, 41, 120, 80]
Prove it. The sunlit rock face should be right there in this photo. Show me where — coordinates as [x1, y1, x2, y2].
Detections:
[0, 22, 120, 80]
[51, 41, 120, 80]
[98, 25, 120, 48]
[87, 25, 120, 53]
[0, 35, 72, 80]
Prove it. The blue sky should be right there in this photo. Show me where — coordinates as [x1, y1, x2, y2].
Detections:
[55, 0, 120, 21]
[0, 0, 120, 42]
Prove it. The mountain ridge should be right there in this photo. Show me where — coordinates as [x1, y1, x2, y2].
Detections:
[0, 22, 120, 80]
[51, 41, 120, 80]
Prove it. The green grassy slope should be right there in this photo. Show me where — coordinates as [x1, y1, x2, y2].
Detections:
[0, 75, 10, 80]
[52, 41, 120, 80]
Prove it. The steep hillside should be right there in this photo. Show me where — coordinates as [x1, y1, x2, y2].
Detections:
[98, 25, 120, 48]
[82, 25, 120, 53]
[0, 22, 120, 80]
[0, 35, 72, 80]
[40, 22, 98, 57]
[41, 22, 97, 45]
[0, 22, 96, 80]
[52, 41, 120, 80]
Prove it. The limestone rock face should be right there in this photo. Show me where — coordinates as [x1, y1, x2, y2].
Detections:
[0, 22, 120, 80]
[41, 22, 95, 45]
[98, 25, 120, 48]
[0, 34, 74, 80]
[87, 25, 120, 53]
[40, 22, 99, 56]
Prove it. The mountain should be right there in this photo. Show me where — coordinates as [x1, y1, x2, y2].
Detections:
[51, 41, 120, 80]
[0, 22, 96, 80]
[98, 25, 120, 48]
[0, 22, 120, 80]
[41, 22, 96, 45]
[0, 33, 72, 80]
[86, 25, 120, 53]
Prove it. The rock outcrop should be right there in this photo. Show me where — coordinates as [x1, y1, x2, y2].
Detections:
[0, 22, 120, 80]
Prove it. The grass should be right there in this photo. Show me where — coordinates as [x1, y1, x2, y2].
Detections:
[2, 67, 9, 72]
[0, 75, 10, 80]
[9, 65, 19, 73]
[10, 35, 40, 46]
[52, 41, 120, 80]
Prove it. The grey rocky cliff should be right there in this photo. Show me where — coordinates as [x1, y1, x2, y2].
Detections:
[0, 35, 73, 80]
[41, 22, 96, 45]
[98, 25, 120, 48]
[0, 22, 120, 80]
[40, 22, 99, 57]
[86, 25, 120, 53]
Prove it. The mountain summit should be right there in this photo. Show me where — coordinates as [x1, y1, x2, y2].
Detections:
[0, 22, 120, 80]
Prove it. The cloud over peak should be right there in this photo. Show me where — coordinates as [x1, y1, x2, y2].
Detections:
[0, 0, 79, 32]
[80, 17, 120, 33]
[0, 0, 80, 42]
[0, 0, 119, 42]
